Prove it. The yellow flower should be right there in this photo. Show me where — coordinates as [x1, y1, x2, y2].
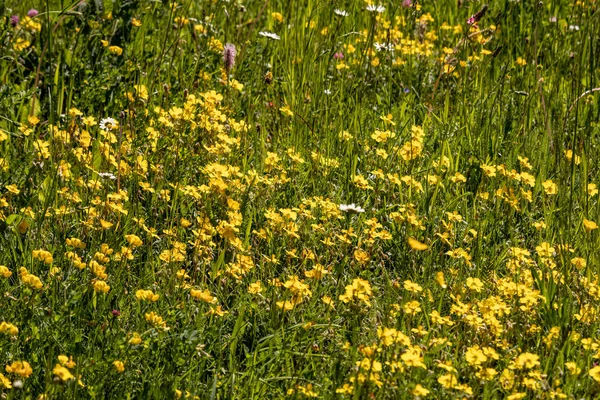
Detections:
[565, 362, 581, 375]
[20, 268, 43, 290]
[354, 249, 370, 264]
[435, 272, 447, 288]
[108, 46, 123, 56]
[132, 18, 142, 27]
[564, 149, 581, 165]
[6, 184, 20, 194]
[129, 332, 143, 345]
[58, 355, 76, 369]
[145, 312, 168, 329]
[276, 300, 294, 311]
[380, 113, 396, 126]
[480, 164, 497, 177]
[125, 234, 143, 247]
[53, 364, 75, 381]
[584, 218, 598, 233]
[353, 174, 373, 190]
[135, 289, 159, 302]
[113, 360, 125, 373]
[571, 257, 586, 270]
[408, 237, 428, 251]
[190, 288, 217, 303]
[32, 249, 53, 265]
[279, 105, 294, 117]
[5, 361, 33, 378]
[0, 266, 12, 278]
[93, 280, 111, 293]
[0, 373, 11, 388]
[513, 352, 540, 370]
[205, 305, 228, 316]
[28, 115, 40, 126]
[336, 384, 354, 394]
[100, 219, 114, 229]
[437, 373, 458, 388]
[403, 300, 421, 315]
[304, 264, 329, 279]
[411, 384, 429, 397]
[466, 277, 484, 292]
[542, 179, 558, 195]
[248, 281, 263, 294]
[0, 322, 18, 336]
[465, 346, 487, 366]
[401, 346, 426, 368]
[339, 278, 373, 306]
[476, 367, 498, 381]
[590, 366, 600, 382]
[403, 280, 422, 293]
[13, 38, 31, 51]
[322, 296, 335, 308]
[271, 12, 284, 23]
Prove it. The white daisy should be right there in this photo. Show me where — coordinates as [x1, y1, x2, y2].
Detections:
[259, 31, 281, 40]
[334, 9, 349, 17]
[366, 5, 385, 13]
[99, 117, 118, 131]
[339, 203, 365, 213]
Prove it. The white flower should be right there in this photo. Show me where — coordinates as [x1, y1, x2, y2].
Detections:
[97, 172, 117, 180]
[99, 117, 118, 131]
[259, 31, 280, 40]
[366, 5, 385, 13]
[374, 42, 394, 52]
[334, 9, 349, 17]
[339, 203, 365, 213]
[324, 89, 332, 95]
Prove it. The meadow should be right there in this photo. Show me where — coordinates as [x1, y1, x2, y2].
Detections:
[1, 0, 600, 398]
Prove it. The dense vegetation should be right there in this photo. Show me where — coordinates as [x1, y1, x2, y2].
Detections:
[1, 0, 600, 398]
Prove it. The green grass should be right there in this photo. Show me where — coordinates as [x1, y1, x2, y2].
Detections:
[1, 0, 600, 398]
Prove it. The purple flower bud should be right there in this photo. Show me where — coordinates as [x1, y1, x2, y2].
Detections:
[112, 309, 121, 317]
[223, 43, 237, 72]
[10, 15, 19, 27]
[333, 52, 344, 60]
[467, 5, 488, 25]
[402, 0, 412, 7]
[27, 9, 39, 18]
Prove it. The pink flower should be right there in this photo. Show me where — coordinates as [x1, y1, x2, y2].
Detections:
[223, 43, 237, 72]
[467, 5, 488, 25]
